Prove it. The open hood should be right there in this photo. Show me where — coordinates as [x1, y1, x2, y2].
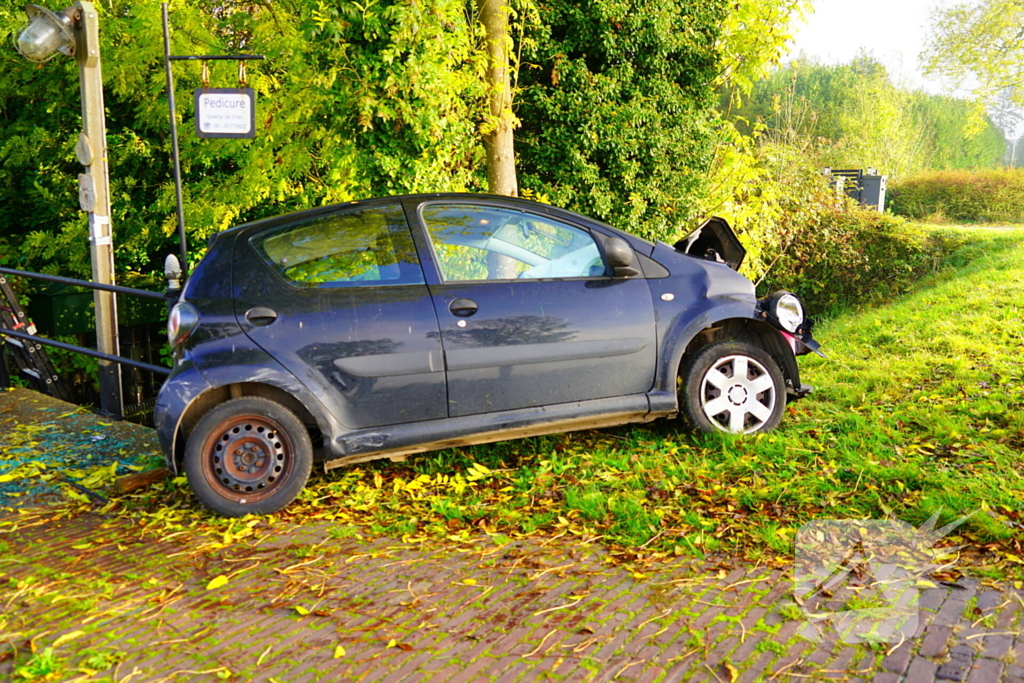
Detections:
[673, 217, 746, 271]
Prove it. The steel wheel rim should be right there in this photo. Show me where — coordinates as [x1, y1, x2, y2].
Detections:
[699, 354, 776, 434]
[199, 414, 295, 504]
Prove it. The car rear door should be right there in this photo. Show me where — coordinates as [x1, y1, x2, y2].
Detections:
[411, 200, 657, 418]
[232, 202, 447, 430]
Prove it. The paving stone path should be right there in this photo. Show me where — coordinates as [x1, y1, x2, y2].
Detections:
[2, 388, 1024, 681]
[2, 511, 1024, 683]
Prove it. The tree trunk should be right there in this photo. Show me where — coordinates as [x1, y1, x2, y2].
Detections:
[478, 0, 519, 278]
[478, 0, 518, 198]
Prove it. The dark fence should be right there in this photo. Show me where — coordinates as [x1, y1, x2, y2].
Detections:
[0, 267, 172, 422]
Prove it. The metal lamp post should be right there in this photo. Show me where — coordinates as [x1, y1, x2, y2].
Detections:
[17, 2, 122, 417]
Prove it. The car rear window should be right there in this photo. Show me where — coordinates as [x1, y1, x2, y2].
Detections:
[250, 204, 425, 288]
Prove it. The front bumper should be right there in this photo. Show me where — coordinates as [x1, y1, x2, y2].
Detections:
[788, 382, 815, 401]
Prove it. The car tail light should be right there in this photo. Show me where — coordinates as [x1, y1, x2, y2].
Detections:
[168, 302, 200, 348]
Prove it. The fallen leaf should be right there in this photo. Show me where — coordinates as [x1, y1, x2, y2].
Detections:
[206, 575, 229, 590]
[52, 630, 85, 648]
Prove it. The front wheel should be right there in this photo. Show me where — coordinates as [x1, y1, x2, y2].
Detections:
[680, 340, 785, 435]
[184, 397, 313, 516]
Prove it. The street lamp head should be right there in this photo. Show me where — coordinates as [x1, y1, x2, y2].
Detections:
[16, 5, 76, 63]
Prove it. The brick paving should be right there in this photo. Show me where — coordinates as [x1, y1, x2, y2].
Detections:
[1, 511, 1023, 682]
[3, 388, 1024, 681]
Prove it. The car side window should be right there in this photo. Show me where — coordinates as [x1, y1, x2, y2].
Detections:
[251, 204, 425, 288]
[420, 204, 606, 282]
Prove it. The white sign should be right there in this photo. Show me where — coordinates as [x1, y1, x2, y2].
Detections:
[194, 88, 256, 139]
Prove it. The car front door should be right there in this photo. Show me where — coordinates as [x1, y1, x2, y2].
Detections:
[233, 202, 446, 430]
[414, 201, 657, 418]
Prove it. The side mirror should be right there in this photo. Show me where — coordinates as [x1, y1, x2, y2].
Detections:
[604, 237, 641, 278]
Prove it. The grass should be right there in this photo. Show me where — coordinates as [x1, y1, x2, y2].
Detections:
[6, 226, 1024, 577]
[287, 224, 1024, 571]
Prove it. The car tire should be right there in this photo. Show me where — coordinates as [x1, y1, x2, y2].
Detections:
[680, 340, 785, 435]
[184, 397, 313, 517]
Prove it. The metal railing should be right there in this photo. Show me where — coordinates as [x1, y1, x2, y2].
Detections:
[0, 267, 173, 418]
[0, 267, 169, 302]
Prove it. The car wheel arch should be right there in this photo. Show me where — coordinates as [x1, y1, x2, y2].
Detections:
[673, 318, 800, 396]
[171, 382, 326, 474]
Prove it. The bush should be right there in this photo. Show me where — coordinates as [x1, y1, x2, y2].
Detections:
[703, 133, 977, 315]
[759, 208, 973, 314]
[888, 169, 1024, 223]
[516, 0, 725, 242]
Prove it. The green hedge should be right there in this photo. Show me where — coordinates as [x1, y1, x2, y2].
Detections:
[759, 208, 977, 314]
[718, 141, 977, 315]
[888, 169, 1024, 223]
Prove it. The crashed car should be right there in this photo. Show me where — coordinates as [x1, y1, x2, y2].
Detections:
[156, 194, 821, 516]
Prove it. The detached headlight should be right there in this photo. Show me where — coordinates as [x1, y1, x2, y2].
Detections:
[763, 291, 804, 333]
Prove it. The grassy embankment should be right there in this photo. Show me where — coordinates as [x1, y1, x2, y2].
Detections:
[305, 225, 1023, 573]
[5, 225, 1024, 576]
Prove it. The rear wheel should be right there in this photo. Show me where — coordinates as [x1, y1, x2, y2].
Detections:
[184, 397, 312, 516]
[680, 340, 785, 434]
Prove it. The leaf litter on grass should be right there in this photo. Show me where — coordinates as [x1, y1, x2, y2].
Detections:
[0, 395, 161, 507]
[3, 229, 1024, 580]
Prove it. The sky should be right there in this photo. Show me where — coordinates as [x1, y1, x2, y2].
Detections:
[786, 0, 949, 93]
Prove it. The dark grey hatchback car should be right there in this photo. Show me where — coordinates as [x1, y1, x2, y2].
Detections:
[156, 193, 820, 516]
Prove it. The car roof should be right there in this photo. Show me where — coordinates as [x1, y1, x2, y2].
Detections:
[214, 193, 653, 249]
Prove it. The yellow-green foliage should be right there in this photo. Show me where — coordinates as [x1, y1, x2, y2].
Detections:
[700, 127, 973, 313]
[733, 58, 1004, 177]
[889, 169, 1024, 223]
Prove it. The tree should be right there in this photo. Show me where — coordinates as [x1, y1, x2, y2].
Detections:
[3, 0, 792, 275]
[0, 0, 487, 275]
[715, 0, 808, 99]
[923, 0, 1024, 115]
[988, 87, 1024, 165]
[477, 0, 518, 198]
[734, 57, 1004, 176]
[515, 0, 727, 242]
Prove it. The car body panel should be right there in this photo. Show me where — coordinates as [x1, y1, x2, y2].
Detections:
[675, 216, 747, 270]
[327, 393, 655, 468]
[156, 193, 818, 476]
[154, 356, 211, 469]
[426, 278, 656, 416]
[227, 200, 448, 431]
[642, 242, 761, 393]
[231, 264, 448, 431]
[405, 197, 658, 417]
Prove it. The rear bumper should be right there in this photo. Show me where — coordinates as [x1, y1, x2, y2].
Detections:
[154, 356, 212, 472]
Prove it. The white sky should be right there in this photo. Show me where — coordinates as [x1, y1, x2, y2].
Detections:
[786, 0, 951, 93]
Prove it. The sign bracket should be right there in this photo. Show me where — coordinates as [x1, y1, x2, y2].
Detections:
[161, 3, 265, 272]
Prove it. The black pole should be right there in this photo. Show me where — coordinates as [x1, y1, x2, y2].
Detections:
[0, 267, 167, 300]
[169, 54, 265, 62]
[162, 3, 188, 273]
[0, 343, 9, 389]
[0, 327, 170, 376]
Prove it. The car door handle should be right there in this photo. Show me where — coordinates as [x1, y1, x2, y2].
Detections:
[245, 306, 278, 326]
[449, 298, 478, 317]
